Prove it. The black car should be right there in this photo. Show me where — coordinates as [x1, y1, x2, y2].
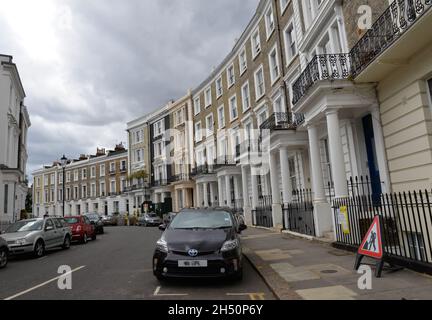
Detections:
[0, 236, 9, 269]
[84, 214, 104, 234]
[153, 209, 247, 281]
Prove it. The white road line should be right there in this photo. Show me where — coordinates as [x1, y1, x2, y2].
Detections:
[4, 266, 86, 301]
[153, 286, 189, 297]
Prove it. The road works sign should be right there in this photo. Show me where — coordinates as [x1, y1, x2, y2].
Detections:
[354, 215, 386, 278]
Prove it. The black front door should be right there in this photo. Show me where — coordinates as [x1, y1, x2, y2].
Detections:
[362, 114, 382, 203]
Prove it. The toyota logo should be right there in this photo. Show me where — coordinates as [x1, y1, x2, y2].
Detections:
[188, 249, 199, 257]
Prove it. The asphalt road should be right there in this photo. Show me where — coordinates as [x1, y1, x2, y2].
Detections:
[0, 226, 276, 300]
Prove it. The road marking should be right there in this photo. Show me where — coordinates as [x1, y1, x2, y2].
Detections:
[153, 286, 189, 297]
[4, 266, 86, 300]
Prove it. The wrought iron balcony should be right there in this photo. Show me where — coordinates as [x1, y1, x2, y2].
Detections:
[292, 54, 351, 105]
[191, 164, 216, 176]
[259, 112, 305, 131]
[170, 173, 191, 182]
[214, 156, 237, 170]
[151, 179, 168, 187]
[351, 0, 432, 78]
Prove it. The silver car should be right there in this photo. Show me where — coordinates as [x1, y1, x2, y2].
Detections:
[0, 236, 8, 268]
[1, 217, 72, 258]
[138, 213, 162, 227]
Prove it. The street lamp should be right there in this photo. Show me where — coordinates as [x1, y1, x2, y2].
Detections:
[60, 155, 68, 217]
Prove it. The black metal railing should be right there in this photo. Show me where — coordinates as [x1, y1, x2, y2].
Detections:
[259, 112, 298, 131]
[191, 163, 215, 176]
[214, 156, 237, 170]
[283, 189, 316, 236]
[124, 183, 147, 192]
[351, 0, 432, 77]
[151, 179, 168, 187]
[233, 199, 244, 216]
[333, 188, 432, 274]
[170, 173, 190, 182]
[253, 195, 273, 228]
[292, 53, 351, 105]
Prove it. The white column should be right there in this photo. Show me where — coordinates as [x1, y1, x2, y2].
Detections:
[280, 147, 293, 205]
[326, 110, 349, 198]
[241, 166, 250, 207]
[217, 177, 224, 207]
[225, 175, 232, 208]
[209, 183, 216, 207]
[196, 183, 201, 208]
[233, 175, 241, 200]
[182, 189, 187, 209]
[269, 152, 282, 227]
[250, 168, 259, 210]
[308, 125, 326, 203]
[203, 182, 209, 207]
[371, 106, 391, 193]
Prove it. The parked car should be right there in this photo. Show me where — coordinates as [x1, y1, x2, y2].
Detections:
[0, 236, 9, 269]
[153, 208, 247, 281]
[84, 213, 104, 234]
[163, 212, 177, 226]
[1, 217, 72, 258]
[64, 216, 96, 244]
[101, 215, 117, 226]
[138, 213, 162, 227]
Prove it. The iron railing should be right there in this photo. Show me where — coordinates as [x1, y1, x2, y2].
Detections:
[170, 173, 191, 182]
[333, 188, 432, 274]
[351, 0, 432, 77]
[233, 199, 244, 216]
[191, 163, 215, 176]
[214, 156, 237, 170]
[253, 195, 273, 228]
[259, 112, 298, 131]
[151, 179, 168, 187]
[292, 53, 352, 105]
[283, 189, 316, 236]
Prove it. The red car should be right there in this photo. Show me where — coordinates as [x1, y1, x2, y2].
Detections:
[64, 216, 96, 244]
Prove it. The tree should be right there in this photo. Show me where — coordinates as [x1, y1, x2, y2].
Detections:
[25, 191, 32, 213]
[127, 170, 148, 182]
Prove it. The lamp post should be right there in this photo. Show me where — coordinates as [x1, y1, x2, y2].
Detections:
[60, 155, 68, 217]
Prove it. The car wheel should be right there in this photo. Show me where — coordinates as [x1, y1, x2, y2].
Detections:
[82, 233, 88, 244]
[0, 248, 8, 269]
[34, 240, 45, 258]
[62, 235, 71, 250]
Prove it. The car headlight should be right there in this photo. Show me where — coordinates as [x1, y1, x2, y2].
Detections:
[221, 239, 239, 252]
[15, 238, 27, 246]
[156, 238, 168, 253]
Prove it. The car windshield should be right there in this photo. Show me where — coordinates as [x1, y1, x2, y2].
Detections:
[169, 211, 233, 230]
[86, 214, 98, 221]
[147, 213, 157, 218]
[6, 220, 43, 233]
[64, 218, 79, 224]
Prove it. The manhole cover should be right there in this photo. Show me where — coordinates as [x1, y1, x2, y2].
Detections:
[320, 269, 338, 274]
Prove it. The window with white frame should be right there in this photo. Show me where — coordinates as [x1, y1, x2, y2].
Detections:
[284, 22, 297, 63]
[82, 185, 87, 198]
[241, 82, 251, 112]
[204, 87, 212, 107]
[73, 170, 79, 181]
[268, 46, 280, 84]
[153, 119, 164, 137]
[154, 141, 164, 158]
[100, 164, 105, 177]
[229, 95, 238, 121]
[239, 49, 247, 74]
[206, 113, 214, 137]
[175, 108, 184, 126]
[66, 172, 71, 183]
[194, 97, 201, 115]
[216, 77, 223, 98]
[110, 162, 115, 173]
[44, 175, 48, 186]
[110, 180, 116, 194]
[91, 183, 96, 197]
[135, 149, 142, 163]
[254, 66, 265, 100]
[82, 168, 87, 180]
[36, 177, 40, 187]
[273, 94, 285, 113]
[50, 174, 55, 185]
[227, 64, 235, 87]
[90, 166, 96, 178]
[195, 121, 202, 142]
[100, 182, 105, 196]
[218, 105, 225, 129]
[251, 29, 261, 58]
[135, 130, 143, 144]
[257, 107, 268, 126]
[265, 5, 275, 39]
[59, 172, 63, 184]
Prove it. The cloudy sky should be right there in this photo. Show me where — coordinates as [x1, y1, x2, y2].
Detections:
[0, 0, 258, 179]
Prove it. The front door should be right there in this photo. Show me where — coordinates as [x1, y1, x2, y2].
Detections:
[362, 114, 382, 204]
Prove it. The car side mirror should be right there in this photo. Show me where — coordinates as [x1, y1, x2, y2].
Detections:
[238, 224, 247, 233]
[158, 224, 167, 231]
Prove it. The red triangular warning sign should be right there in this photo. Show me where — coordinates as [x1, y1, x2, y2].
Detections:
[358, 215, 383, 259]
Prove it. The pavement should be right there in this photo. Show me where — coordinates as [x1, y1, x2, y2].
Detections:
[241, 227, 432, 300]
[0, 226, 276, 300]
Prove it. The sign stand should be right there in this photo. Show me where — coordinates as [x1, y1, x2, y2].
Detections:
[354, 215, 387, 278]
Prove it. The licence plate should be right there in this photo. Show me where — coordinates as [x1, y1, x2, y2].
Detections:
[178, 260, 208, 268]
